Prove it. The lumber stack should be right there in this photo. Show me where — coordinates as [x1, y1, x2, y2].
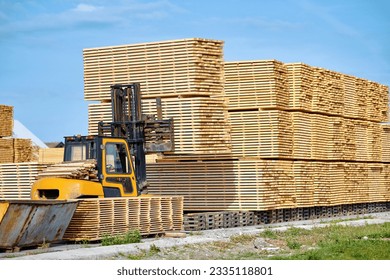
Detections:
[285, 63, 313, 110]
[147, 160, 390, 211]
[224, 60, 289, 109]
[0, 139, 14, 163]
[13, 138, 36, 163]
[36, 160, 98, 181]
[38, 148, 64, 164]
[83, 38, 224, 100]
[0, 162, 47, 199]
[0, 105, 13, 137]
[63, 196, 183, 241]
[381, 124, 390, 162]
[88, 97, 232, 155]
[285, 63, 388, 122]
[147, 160, 295, 211]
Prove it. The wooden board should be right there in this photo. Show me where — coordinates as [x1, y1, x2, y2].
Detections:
[63, 196, 183, 240]
[83, 38, 224, 101]
[0, 105, 13, 137]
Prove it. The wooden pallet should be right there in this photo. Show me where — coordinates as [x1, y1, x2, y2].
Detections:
[83, 38, 224, 101]
[0, 105, 13, 137]
[0, 162, 47, 199]
[63, 196, 183, 241]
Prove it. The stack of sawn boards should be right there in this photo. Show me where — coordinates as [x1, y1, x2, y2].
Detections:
[63, 196, 183, 240]
[0, 105, 37, 163]
[83, 38, 390, 212]
[147, 59, 390, 211]
[84, 38, 231, 156]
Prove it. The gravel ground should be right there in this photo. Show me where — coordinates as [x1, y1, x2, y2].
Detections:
[2, 211, 390, 260]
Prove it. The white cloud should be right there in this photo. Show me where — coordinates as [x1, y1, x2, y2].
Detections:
[73, 3, 100, 13]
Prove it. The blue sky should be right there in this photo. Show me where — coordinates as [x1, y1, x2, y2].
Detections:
[0, 0, 389, 142]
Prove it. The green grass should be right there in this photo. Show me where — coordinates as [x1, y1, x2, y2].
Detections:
[267, 223, 390, 260]
[101, 230, 141, 246]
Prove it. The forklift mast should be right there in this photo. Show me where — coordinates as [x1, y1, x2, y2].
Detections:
[98, 83, 174, 193]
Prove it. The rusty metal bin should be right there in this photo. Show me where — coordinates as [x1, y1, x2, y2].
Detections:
[0, 200, 79, 250]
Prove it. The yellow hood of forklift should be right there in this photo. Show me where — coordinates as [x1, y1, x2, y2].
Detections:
[31, 177, 104, 200]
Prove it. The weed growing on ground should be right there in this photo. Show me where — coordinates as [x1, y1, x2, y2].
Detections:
[101, 230, 141, 246]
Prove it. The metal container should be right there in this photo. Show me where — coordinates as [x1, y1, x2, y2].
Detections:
[0, 200, 79, 250]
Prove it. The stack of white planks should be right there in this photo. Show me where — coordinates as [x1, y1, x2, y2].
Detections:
[0, 162, 47, 199]
[36, 160, 98, 181]
[0, 105, 13, 137]
[63, 196, 183, 241]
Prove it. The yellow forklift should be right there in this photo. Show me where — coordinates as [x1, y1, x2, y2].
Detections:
[0, 83, 174, 250]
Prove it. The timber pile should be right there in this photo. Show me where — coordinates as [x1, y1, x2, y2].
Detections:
[36, 160, 98, 181]
[147, 160, 295, 211]
[38, 148, 64, 164]
[381, 124, 390, 162]
[0, 139, 14, 163]
[89, 97, 232, 155]
[147, 160, 390, 211]
[285, 63, 313, 111]
[285, 63, 388, 122]
[63, 196, 183, 240]
[0, 105, 13, 137]
[13, 138, 36, 163]
[224, 60, 289, 109]
[0, 162, 47, 199]
[83, 38, 224, 100]
[228, 110, 292, 158]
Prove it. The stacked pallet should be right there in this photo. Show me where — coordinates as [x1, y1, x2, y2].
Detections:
[0, 105, 13, 137]
[83, 38, 224, 100]
[224, 60, 289, 109]
[36, 160, 98, 181]
[63, 196, 183, 241]
[0, 162, 47, 199]
[38, 148, 64, 164]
